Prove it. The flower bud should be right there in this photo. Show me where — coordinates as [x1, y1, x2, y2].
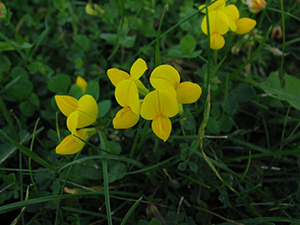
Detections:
[0, 2, 7, 19]
[243, 0, 266, 14]
[271, 25, 283, 40]
[85, 3, 104, 16]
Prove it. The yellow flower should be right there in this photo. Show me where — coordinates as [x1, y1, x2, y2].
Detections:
[141, 90, 179, 142]
[201, 10, 229, 50]
[56, 111, 97, 155]
[113, 79, 140, 129]
[222, 5, 256, 34]
[198, 0, 226, 13]
[150, 65, 202, 104]
[76, 76, 88, 93]
[55, 94, 98, 128]
[243, 0, 266, 14]
[107, 58, 149, 96]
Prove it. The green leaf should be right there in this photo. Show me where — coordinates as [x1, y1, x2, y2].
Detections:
[85, 80, 100, 101]
[48, 74, 71, 93]
[19, 101, 35, 117]
[178, 162, 187, 171]
[10, 66, 29, 80]
[73, 35, 90, 51]
[108, 162, 127, 183]
[259, 73, 300, 110]
[231, 83, 256, 103]
[69, 84, 83, 99]
[0, 42, 15, 52]
[11, 82, 33, 101]
[100, 33, 136, 48]
[0, 42, 32, 53]
[149, 218, 162, 225]
[220, 115, 233, 133]
[77, 163, 102, 180]
[180, 34, 196, 54]
[188, 161, 198, 173]
[98, 100, 111, 117]
[207, 117, 220, 134]
[29, 93, 40, 108]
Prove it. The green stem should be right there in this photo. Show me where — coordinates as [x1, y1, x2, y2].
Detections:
[205, 0, 211, 90]
[138, 120, 151, 150]
[99, 131, 113, 225]
[54, 152, 82, 225]
[29, 118, 40, 197]
[279, 0, 286, 86]
[214, 50, 218, 66]
[108, 0, 124, 61]
[129, 120, 144, 160]
[155, 4, 168, 66]
[19, 148, 24, 224]
[0, 95, 19, 142]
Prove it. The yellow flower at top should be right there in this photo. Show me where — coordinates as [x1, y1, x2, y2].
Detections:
[201, 10, 229, 50]
[55, 94, 98, 128]
[107, 58, 149, 96]
[199, 0, 226, 13]
[243, 0, 266, 14]
[222, 5, 256, 35]
[150, 65, 202, 104]
[199, 1, 257, 49]
[76, 76, 88, 93]
[141, 90, 179, 142]
[113, 79, 140, 129]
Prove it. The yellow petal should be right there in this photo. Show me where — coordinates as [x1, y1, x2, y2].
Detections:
[76, 95, 98, 128]
[67, 111, 79, 134]
[141, 90, 179, 120]
[115, 80, 140, 114]
[210, 33, 225, 50]
[222, 5, 239, 32]
[76, 76, 88, 93]
[140, 91, 159, 120]
[152, 115, 172, 142]
[176, 82, 202, 104]
[56, 134, 85, 155]
[157, 90, 179, 117]
[199, 0, 226, 13]
[107, 68, 130, 87]
[130, 58, 148, 81]
[235, 18, 256, 34]
[201, 10, 229, 35]
[150, 65, 180, 97]
[113, 107, 140, 129]
[55, 95, 78, 117]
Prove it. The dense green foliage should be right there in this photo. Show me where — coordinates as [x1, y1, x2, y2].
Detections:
[0, 0, 300, 224]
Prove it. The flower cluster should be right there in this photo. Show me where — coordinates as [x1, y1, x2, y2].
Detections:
[55, 94, 98, 155]
[107, 58, 202, 142]
[199, 0, 257, 50]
